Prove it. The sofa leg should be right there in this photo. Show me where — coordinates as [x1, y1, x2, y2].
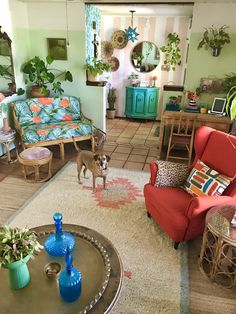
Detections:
[147, 212, 151, 218]
[59, 142, 65, 160]
[174, 241, 180, 250]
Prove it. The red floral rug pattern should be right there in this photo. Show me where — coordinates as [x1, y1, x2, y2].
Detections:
[83, 177, 143, 209]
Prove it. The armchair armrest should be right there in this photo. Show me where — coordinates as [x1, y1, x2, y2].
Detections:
[80, 112, 93, 125]
[185, 195, 233, 219]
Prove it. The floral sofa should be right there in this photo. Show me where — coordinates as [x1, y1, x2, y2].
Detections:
[11, 96, 94, 159]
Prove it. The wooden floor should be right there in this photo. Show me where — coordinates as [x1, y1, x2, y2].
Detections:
[0, 118, 236, 313]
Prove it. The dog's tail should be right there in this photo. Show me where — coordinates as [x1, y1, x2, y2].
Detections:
[72, 136, 81, 152]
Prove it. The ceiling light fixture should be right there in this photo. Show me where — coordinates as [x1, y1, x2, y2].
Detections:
[125, 10, 139, 43]
[65, 0, 70, 47]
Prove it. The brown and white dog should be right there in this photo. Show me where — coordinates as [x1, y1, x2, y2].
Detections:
[72, 136, 111, 191]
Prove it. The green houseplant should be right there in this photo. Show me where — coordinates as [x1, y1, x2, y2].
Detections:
[84, 57, 110, 82]
[197, 25, 230, 56]
[21, 55, 73, 97]
[160, 32, 181, 71]
[225, 86, 236, 134]
[0, 226, 42, 289]
[107, 84, 116, 119]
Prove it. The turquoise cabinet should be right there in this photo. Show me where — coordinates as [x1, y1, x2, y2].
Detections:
[125, 86, 159, 119]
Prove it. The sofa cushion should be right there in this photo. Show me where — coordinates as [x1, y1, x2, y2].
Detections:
[22, 121, 92, 144]
[155, 160, 190, 187]
[183, 160, 232, 197]
[14, 96, 81, 127]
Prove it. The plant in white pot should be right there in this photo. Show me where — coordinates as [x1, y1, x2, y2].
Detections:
[0, 226, 43, 289]
[84, 57, 110, 82]
[107, 84, 116, 119]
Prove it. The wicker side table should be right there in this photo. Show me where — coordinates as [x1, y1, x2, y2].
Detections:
[0, 129, 16, 163]
[18, 147, 53, 182]
[199, 205, 236, 288]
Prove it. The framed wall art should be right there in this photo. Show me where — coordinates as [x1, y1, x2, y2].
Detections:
[47, 38, 67, 60]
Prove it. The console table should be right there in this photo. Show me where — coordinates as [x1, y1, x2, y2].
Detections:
[158, 111, 231, 156]
[0, 224, 123, 314]
[125, 86, 159, 119]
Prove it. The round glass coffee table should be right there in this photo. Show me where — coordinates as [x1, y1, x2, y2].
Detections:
[0, 224, 123, 314]
[199, 205, 236, 288]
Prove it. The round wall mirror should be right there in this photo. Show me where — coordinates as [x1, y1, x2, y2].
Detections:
[0, 26, 16, 96]
[131, 41, 160, 73]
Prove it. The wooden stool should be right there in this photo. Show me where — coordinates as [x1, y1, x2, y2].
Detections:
[18, 147, 52, 182]
[0, 129, 16, 163]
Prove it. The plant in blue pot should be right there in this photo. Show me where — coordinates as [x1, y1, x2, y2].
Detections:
[0, 226, 43, 289]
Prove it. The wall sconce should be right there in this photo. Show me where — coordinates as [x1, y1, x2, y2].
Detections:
[125, 10, 139, 42]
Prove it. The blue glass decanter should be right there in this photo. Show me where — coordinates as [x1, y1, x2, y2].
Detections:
[44, 213, 76, 256]
[58, 248, 82, 302]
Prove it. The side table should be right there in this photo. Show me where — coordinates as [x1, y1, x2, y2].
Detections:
[0, 129, 16, 163]
[199, 205, 236, 288]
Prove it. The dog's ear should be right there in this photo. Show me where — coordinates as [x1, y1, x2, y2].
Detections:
[105, 155, 111, 162]
[94, 154, 99, 161]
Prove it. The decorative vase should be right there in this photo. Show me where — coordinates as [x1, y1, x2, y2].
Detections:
[44, 213, 76, 257]
[212, 48, 221, 57]
[5, 255, 31, 289]
[58, 248, 82, 302]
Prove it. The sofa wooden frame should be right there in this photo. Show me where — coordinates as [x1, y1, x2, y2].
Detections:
[11, 103, 95, 160]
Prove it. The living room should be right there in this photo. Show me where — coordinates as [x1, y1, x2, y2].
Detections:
[0, 0, 236, 313]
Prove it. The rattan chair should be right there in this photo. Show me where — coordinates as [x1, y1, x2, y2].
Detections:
[166, 116, 196, 165]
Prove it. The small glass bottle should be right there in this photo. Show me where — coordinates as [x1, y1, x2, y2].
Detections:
[44, 213, 76, 256]
[58, 248, 82, 302]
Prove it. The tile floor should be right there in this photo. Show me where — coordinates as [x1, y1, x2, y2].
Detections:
[100, 118, 160, 171]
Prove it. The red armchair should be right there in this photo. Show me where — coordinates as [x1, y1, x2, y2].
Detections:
[144, 126, 236, 248]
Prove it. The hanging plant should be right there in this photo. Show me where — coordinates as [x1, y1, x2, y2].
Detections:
[197, 25, 230, 56]
[160, 32, 181, 71]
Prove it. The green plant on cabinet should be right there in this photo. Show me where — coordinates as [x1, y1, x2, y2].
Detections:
[160, 32, 181, 71]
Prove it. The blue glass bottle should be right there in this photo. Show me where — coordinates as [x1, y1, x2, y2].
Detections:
[58, 248, 82, 302]
[44, 213, 76, 256]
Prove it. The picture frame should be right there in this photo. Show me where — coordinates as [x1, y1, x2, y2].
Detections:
[0, 38, 10, 56]
[200, 77, 224, 94]
[47, 38, 67, 60]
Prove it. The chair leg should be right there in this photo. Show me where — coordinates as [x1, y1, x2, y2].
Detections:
[174, 241, 180, 249]
[147, 212, 151, 218]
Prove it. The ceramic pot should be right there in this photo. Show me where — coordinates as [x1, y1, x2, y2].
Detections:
[106, 109, 116, 119]
[30, 86, 50, 98]
[87, 71, 99, 82]
[212, 48, 221, 57]
[5, 255, 31, 289]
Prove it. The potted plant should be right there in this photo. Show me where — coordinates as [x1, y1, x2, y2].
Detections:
[107, 84, 116, 119]
[128, 72, 139, 86]
[225, 86, 236, 135]
[131, 52, 144, 67]
[197, 25, 230, 56]
[160, 32, 181, 71]
[84, 57, 110, 82]
[21, 55, 73, 97]
[0, 226, 43, 289]
[223, 72, 236, 92]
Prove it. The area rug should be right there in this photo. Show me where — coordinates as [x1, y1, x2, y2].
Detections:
[7, 162, 189, 314]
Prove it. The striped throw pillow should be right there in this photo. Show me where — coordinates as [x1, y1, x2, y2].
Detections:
[183, 160, 231, 197]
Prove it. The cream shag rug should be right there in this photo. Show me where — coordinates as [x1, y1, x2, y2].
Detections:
[7, 162, 189, 314]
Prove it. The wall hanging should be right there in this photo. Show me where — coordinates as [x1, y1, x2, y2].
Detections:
[111, 30, 128, 49]
[47, 38, 67, 60]
[124, 10, 139, 43]
[101, 41, 114, 59]
[197, 25, 230, 57]
[108, 56, 119, 72]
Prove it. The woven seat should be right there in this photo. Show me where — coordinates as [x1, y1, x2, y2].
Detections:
[18, 147, 52, 182]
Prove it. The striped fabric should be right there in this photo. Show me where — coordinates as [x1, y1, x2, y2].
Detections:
[183, 160, 232, 197]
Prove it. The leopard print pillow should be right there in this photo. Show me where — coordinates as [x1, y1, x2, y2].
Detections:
[155, 160, 190, 187]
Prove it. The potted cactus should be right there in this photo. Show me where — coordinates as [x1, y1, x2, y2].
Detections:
[107, 84, 116, 119]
